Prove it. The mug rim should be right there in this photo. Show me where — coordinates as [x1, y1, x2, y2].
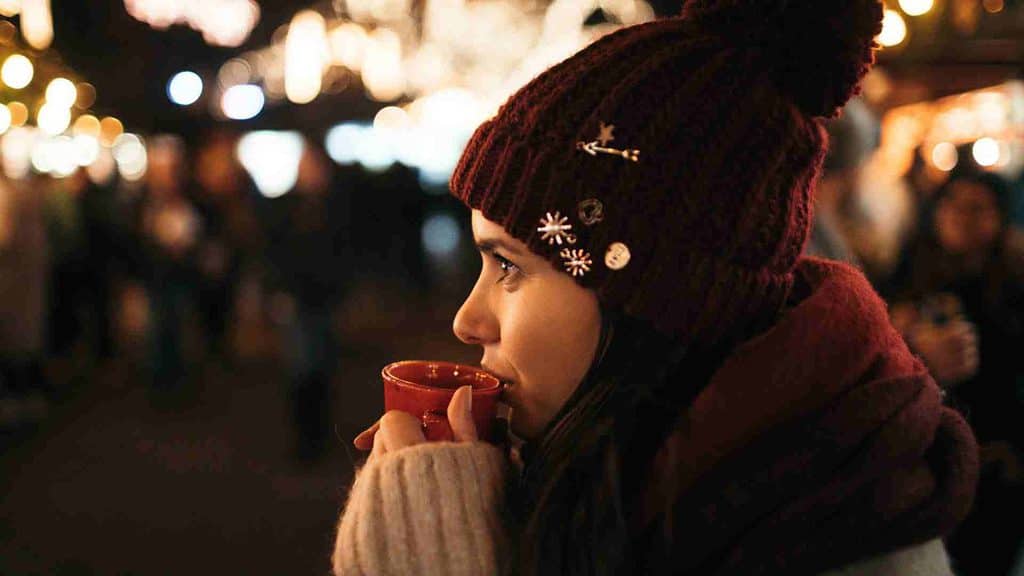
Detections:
[382, 360, 502, 393]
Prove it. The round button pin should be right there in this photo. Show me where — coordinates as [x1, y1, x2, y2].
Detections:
[604, 242, 631, 270]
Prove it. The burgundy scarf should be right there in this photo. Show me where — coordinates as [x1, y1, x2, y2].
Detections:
[639, 257, 979, 575]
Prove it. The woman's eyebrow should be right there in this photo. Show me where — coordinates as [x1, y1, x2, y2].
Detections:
[475, 238, 524, 257]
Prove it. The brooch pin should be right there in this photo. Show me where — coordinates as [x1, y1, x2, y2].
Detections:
[578, 198, 604, 226]
[604, 242, 631, 270]
[576, 121, 640, 163]
[560, 248, 593, 277]
[538, 211, 577, 245]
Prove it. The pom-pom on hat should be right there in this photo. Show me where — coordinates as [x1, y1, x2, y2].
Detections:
[450, 0, 884, 348]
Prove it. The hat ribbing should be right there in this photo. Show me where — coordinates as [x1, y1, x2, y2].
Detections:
[451, 1, 883, 347]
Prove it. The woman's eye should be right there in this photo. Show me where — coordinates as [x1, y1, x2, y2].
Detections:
[494, 254, 521, 282]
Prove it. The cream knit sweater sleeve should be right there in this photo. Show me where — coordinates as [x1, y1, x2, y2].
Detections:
[332, 442, 508, 576]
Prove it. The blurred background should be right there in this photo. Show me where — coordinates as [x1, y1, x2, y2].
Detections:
[0, 0, 1021, 574]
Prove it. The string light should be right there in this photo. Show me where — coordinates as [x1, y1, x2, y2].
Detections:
[878, 10, 907, 47]
[285, 10, 328, 104]
[168, 71, 204, 105]
[972, 137, 1000, 167]
[1, 54, 33, 89]
[898, 0, 933, 17]
[45, 78, 78, 108]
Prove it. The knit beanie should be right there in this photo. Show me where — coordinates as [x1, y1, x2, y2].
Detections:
[450, 0, 884, 347]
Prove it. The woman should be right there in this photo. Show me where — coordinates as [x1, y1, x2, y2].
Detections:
[881, 169, 1024, 576]
[333, 1, 979, 574]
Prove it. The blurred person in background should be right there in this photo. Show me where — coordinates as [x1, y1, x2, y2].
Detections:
[264, 141, 351, 462]
[881, 168, 1024, 576]
[804, 97, 878, 269]
[45, 168, 88, 361]
[0, 174, 49, 428]
[75, 167, 130, 362]
[192, 129, 260, 363]
[135, 135, 202, 395]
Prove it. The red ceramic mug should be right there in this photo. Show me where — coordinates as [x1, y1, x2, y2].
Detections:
[382, 360, 503, 443]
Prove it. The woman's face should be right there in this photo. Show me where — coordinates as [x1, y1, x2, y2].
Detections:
[934, 180, 1002, 255]
[453, 210, 603, 439]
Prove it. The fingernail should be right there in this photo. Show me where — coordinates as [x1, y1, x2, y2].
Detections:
[463, 385, 473, 415]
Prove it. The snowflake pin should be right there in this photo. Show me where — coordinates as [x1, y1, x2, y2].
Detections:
[538, 211, 576, 245]
[560, 248, 593, 277]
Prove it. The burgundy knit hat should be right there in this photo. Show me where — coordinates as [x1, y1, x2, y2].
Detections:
[450, 0, 884, 347]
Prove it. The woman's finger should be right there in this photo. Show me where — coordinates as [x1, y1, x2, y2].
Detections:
[379, 410, 426, 452]
[448, 385, 478, 442]
[369, 429, 386, 463]
[354, 420, 381, 451]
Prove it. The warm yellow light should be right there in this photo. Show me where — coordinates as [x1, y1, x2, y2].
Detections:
[983, 0, 1004, 13]
[373, 106, 408, 131]
[972, 137, 1000, 167]
[7, 101, 28, 126]
[2, 54, 34, 89]
[21, 0, 53, 50]
[0, 104, 11, 135]
[37, 102, 71, 135]
[72, 114, 101, 138]
[898, 0, 933, 17]
[284, 10, 328, 104]
[931, 142, 958, 172]
[72, 134, 99, 166]
[76, 82, 96, 108]
[99, 116, 124, 147]
[45, 78, 77, 108]
[362, 28, 405, 102]
[0, 0, 20, 17]
[878, 10, 907, 47]
[330, 23, 367, 71]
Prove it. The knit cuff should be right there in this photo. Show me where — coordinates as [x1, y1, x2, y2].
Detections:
[332, 442, 508, 576]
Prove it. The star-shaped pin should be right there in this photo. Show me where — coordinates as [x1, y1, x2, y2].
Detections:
[597, 122, 615, 147]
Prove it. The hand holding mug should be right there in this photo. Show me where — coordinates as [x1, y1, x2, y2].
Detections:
[354, 361, 503, 462]
[354, 385, 477, 463]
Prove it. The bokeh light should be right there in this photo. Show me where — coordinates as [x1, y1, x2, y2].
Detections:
[221, 84, 265, 120]
[373, 106, 408, 131]
[972, 137, 1000, 167]
[72, 134, 100, 166]
[112, 132, 147, 180]
[217, 58, 252, 88]
[37, 102, 71, 135]
[236, 131, 305, 198]
[982, 0, 1004, 13]
[7, 102, 28, 127]
[72, 114, 101, 138]
[168, 71, 203, 105]
[2, 126, 36, 179]
[422, 213, 461, 257]
[2, 54, 33, 89]
[0, 103, 10, 135]
[285, 10, 328, 104]
[329, 23, 367, 71]
[930, 142, 958, 172]
[21, 0, 53, 50]
[878, 10, 907, 47]
[898, 0, 933, 17]
[45, 78, 78, 108]
[76, 82, 97, 109]
[99, 116, 124, 147]
[0, 0, 20, 17]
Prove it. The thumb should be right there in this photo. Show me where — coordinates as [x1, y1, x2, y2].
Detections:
[448, 385, 478, 442]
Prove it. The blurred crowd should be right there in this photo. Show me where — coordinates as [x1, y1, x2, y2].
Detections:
[808, 98, 1024, 576]
[0, 128, 434, 462]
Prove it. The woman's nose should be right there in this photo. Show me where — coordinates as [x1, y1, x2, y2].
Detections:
[453, 281, 498, 345]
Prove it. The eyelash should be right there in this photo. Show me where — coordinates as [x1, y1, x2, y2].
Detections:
[493, 253, 521, 284]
